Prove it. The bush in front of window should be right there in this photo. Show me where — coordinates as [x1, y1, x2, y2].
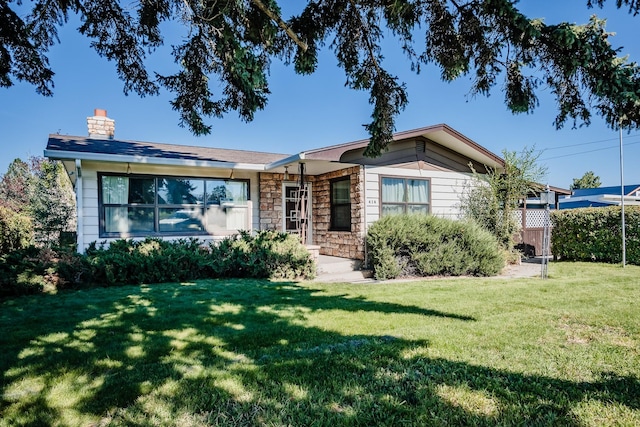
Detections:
[0, 233, 316, 299]
[84, 238, 211, 286]
[367, 214, 505, 280]
[211, 231, 316, 280]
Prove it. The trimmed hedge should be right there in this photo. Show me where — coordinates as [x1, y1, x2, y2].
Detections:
[1, 231, 315, 298]
[551, 206, 640, 265]
[367, 214, 505, 280]
[84, 237, 211, 286]
[84, 232, 315, 286]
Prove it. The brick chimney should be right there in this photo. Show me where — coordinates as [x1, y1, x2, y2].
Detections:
[87, 109, 115, 139]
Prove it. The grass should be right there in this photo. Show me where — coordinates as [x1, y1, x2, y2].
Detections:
[1, 262, 639, 426]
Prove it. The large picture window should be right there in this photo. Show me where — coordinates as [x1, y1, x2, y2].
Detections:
[99, 174, 249, 237]
[380, 177, 430, 216]
[330, 177, 351, 231]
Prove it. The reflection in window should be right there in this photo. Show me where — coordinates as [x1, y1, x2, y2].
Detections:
[159, 207, 205, 232]
[158, 178, 204, 205]
[104, 207, 155, 234]
[381, 177, 430, 216]
[206, 180, 248, 205]
[100, 174, 249, 236]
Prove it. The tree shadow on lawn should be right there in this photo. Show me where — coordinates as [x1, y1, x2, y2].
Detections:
[1, 279, 638, 425]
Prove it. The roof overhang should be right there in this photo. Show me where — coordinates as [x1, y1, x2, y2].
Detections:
[44, 149, 266, 171]
[265, 153, 358, 175]
[45, 123, 506, 177]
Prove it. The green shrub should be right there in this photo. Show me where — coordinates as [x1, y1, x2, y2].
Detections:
[84, 232, 315, 287]
[85, 238, 211, 286]
[250, 231, 316, 280]
[0, 245, 90, 298]
[211, 231, 315, 280]
[0, 247, 45, 297]
[551, 206, 640, 265]
[0, 206, 33, 255]
[1, 232, 315, 298]
[367, 214, 505, 280]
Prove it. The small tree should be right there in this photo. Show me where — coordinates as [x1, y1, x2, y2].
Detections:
[30, 158, 76, 247]
[0, 158, 76, 250]
[570, 171, 601, 190]
[460, 147, 547, 251]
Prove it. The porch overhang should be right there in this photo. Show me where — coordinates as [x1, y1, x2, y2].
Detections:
[265, 153, 359, 175]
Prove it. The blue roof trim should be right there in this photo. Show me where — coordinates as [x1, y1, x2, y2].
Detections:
[559, 200, 613, 209]
[573, 184, 640, 197]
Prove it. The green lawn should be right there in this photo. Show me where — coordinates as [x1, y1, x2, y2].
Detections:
[1, 262, 639, 426]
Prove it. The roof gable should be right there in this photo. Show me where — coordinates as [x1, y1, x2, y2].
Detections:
[298, 124, 504, 170]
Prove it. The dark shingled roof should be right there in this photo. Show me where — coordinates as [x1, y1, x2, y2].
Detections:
[46, 135, 289, 165]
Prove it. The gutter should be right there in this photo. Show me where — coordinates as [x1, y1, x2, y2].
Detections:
[264, 152, 306, 170]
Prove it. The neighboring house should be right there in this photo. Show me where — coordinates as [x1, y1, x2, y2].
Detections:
[559, 185, 640, 209]
[516, 186, 571, 256]
[520, 185, 571, 210]
[45, 109, 505, 260]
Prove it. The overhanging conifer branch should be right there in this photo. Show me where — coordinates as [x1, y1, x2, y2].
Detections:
[250, 0, 308, 51]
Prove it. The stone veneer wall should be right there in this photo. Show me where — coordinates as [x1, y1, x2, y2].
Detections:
[258, 172, 317, 231]
[258, 166, 366, 260]
[312, 166, 365, 260]
[259, 172, 285, 231]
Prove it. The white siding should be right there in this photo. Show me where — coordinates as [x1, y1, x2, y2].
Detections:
[78, 161, 260, 252]
[364, 165, 473, 228]
[82, 168, 99, 247]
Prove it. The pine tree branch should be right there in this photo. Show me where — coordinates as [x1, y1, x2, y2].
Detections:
[250, 0, 307, 51]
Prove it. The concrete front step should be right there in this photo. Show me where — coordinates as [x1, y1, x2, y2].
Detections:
[316, 255, 363, 274]
[314, 255, 373, 282]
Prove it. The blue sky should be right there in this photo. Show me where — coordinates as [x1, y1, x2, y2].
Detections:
[1, 0, 639, 188]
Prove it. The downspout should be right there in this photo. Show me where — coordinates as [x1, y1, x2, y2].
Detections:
[75, 159, 84, 253]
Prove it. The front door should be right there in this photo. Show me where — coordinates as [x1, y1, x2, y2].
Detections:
[282, 182, 312, 244]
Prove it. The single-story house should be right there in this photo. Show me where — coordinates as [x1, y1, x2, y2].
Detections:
[559, 185, 640, 209]
[45, 109, 505, 260]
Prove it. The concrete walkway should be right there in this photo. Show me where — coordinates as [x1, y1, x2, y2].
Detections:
[313, 255, 546, 283]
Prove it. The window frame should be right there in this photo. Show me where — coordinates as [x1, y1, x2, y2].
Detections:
[379, 175, 431, 216]
[329, 176, 351, 232]
[98, 172, 250, 238]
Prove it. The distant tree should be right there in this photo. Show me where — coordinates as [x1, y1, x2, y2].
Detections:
[570, 171, 602, 190]
[0, 159, 35, 213]
[2, 1, 640, 155]
[460, 146, 547, 251]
